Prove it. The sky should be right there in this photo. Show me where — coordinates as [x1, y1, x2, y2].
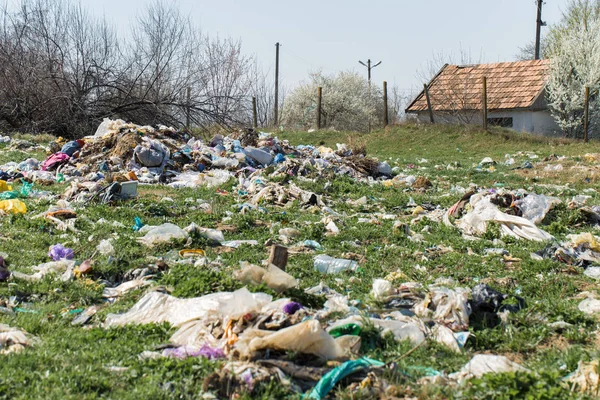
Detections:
[79, 0, 570, 97]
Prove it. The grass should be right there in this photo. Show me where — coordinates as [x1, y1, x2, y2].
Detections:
[0, 123, 599, 399]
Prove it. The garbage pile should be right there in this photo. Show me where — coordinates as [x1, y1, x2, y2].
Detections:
[3, 119, 600, 398]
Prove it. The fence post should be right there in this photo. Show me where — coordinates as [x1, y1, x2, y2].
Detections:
[584, 86, 590, 142]
[383, 81, 389, 127]
[317, 86, 322, 130]
[252, 97, 258, 129]
[186, 87, 191, 131]
[423, 83, 434, 123]
[482, 76, 488, 131]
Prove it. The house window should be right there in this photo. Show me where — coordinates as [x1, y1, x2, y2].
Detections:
[487, 117, 513, 128]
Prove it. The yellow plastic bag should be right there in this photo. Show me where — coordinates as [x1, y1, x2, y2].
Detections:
[0, 199, 26, 214]
[0, 180, 12, 192]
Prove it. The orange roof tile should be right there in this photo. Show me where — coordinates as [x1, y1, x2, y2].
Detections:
[406, 59, 549, 113]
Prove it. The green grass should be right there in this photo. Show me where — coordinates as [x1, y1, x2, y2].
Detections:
[0, 123, 599, 399]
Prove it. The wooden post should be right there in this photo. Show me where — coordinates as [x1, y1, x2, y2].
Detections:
[268, 244, 288, 271]
[482, 76, 488, 131]
[383, 81, 389, 127]
[584, 86, 590, 142]
[186, 87, 191, 131]
[317, 86, 322, 130]
[423, 84, 434, 123]
[252, 96, 258, 129]
[274, 42, 280, 127]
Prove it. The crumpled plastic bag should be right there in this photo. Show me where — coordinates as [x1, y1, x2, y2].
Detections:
[105, 287, 272, 327]
[11, 260, 76, 281]
[450, 193, 553, 242]
[235, 320, 352, 360]
[307, 357, 385, 399]
[168, 170, 232, 189]
[137, 223, 189, 247]
[328, 315, 425, 345]
[234, 262, 298, 293]
[567, 360, 600, 395]
[96, 239, 115, 256]
[515, 193, 560, 225]
[449, 354, 528, 381]
[102, 278, 153, 299]
[0, 324, 34, 354]
[0, 199, 26, 214]
[414, 287, 470, 331]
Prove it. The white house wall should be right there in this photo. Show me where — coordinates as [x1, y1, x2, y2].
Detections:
[412, 110, 561, 136]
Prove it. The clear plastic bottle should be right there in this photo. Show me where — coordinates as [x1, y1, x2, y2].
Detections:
[314, 255, 358, 274]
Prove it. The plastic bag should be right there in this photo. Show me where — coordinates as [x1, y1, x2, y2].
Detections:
[235, 320, 351, 360]
[414, 287, 470, 331]
[307, 357, 385, 399]
[96, 240, 115, 256]
[0, 324, 34, 354]
[244, 147, 273, 166]
[0, 199, 26, 214]
[137, 223, 189, 247]
[515, 194, 560, 225]
[235, 262, 298, 293]
[449, 354, 528, 381]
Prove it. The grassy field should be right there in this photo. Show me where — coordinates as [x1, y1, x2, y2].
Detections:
[0, 123, 599, 399]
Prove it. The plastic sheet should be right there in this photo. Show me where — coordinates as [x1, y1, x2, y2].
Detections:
[105, 287, 272, 327]
[450, 193, 553, 242]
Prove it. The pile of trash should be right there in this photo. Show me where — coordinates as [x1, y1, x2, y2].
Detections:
[4, 119, 600, 398]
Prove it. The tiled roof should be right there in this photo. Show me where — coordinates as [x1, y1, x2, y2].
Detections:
[405, 59, 550, 113]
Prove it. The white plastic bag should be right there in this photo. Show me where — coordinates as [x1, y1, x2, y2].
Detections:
[137, 223, 189, 247]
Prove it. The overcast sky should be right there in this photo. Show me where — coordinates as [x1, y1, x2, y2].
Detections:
[80, 0, 569, 96]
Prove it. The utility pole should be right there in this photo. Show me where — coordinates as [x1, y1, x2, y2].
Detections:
[274, 42, 280, 128]
[358, 58, 381, 132]
[535, 0, 546, 60]
[358, 59, 382, 87]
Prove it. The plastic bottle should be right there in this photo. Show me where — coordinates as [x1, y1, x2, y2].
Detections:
[314, 255, 358, 274]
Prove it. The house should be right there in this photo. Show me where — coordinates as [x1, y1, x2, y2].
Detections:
[405, 59, 560, 136]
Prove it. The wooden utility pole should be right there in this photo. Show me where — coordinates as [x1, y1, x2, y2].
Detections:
[252, 96, 258, 129]
[383, 81, 389, 127]
[274, 42, 280, 128]
[584, 86, 590, 142]
[359, 59, 381, 132]
[482, 76, 488, 131]
[423, 84, 434, 123]
[186, 87, 191, 131]
[316, 86, 322, 130]
[535, 0, 545, 60]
